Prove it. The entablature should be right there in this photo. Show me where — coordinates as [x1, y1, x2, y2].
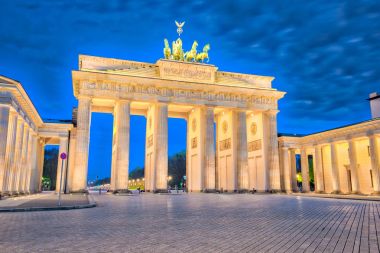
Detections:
[279, 118, 380, 148]
[72, 70, 285, 111]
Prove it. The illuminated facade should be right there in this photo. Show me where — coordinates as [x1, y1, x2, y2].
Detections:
[69, 55, 285, 193]
[1, 55, 379, 195]
[0, 76, 72, 194]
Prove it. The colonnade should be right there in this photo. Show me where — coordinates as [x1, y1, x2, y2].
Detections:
[0, 106, 42, 194]
[68, 97, 281, 193]
[280, 135, 380, 195]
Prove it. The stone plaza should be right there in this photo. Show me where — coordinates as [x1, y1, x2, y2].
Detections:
[0, 193, 379, 252]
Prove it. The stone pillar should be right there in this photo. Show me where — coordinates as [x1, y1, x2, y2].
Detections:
[264, 110, 281, 191]
[0, 106, 10, 192]
[72, 97, 91, 192]
[36, 138, 45, 192]
[18, 124, 30, 193]
[26, 134, 38, 193]
[314, 145, 324, 193]
[236, 111, 248, 191]
[22, 131, 33, 193]
[3, 112, 18, 193]
[204, 107, 216, 191]
[330, 142, 341, 193]
[301, 148, 310, 192]
[154, 103, 168, 192]
[348, 139, 360, 193]
[66, 129, 76, 193]
[11, 118, 25, 193]
[289, 149, 298, 192]
[112, 100, 130, 191]
[281, 147, 292, 192]
[55, 137, 69, 193]
[369, 135, 380, 194]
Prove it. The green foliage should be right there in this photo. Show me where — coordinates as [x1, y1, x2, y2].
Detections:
[308, 155, 314, 184]
[168, 151, 186, 188]
[129, 166, 144, 179]
[41, 176, 51, 190]
[296, 172, 302, 183]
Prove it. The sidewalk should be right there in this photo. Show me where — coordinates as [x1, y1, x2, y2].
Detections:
[292, 192, 380, 201]
[0, 191, 96, 212]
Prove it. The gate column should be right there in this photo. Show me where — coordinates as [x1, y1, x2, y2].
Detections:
[72, 97, 91, 192]
[145, 103, 168, 192]
[111, 100, 130, 191]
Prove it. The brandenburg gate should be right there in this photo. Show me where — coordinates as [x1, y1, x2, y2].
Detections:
[1, 25, 378, 195]
[68, 53, 285, 193]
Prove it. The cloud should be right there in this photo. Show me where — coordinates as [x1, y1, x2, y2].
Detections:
[0, 0, 379, 133]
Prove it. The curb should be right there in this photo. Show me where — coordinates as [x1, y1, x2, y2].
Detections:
[291, 193, 380, 202]
[0, 195, 97, 212]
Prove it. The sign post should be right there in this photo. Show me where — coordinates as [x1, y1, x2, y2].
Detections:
[58, 152, 67, 206]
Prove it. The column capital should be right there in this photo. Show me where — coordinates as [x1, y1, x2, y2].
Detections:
[265, 109, 279, 116]
[77, 95, 92, 100]
[115, 99, 130, 105]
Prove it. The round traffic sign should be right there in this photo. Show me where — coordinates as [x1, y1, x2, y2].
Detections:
[60, 152, 67, 160]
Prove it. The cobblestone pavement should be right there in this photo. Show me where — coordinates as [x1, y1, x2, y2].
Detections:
[0, 193, 379, 252]
[0, 192, 89, 209]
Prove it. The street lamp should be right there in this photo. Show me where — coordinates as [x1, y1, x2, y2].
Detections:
[167, 176, 172, 191]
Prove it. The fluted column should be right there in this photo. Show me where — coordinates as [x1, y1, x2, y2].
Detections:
[369, 135, 380, 193]
[55, 137, 68, 193]
[26, 134, 38, 193]
[10, 118, 25, 193]
[265, 110, 281, 191]
[154, 103, 168, 191]
[112, 100, 130, 191]
[204, 107, 216, 191]
[301, 148, 310, 192]
[0, 106, 10, 192]
[236, 111, 248, 190]
[3, 112, 18, 193]
[314, 145, 324, 192]
[72, 97, 91, 192]
[281, 147, 292, 192]
[348, 139, 360, 193]
[330, 142, 341, 193]
[36, 138, 45, 192]
[18, 124, 30, 193]
[22, 131, 33, 193]
[290, 149, 298, 192]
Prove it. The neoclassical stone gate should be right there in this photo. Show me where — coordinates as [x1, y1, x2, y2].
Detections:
[67, 55, 285, 193]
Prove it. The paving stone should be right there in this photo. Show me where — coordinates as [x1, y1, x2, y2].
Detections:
[0, 194, 379, 252]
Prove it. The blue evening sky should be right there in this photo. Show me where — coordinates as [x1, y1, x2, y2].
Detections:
[1, 1, 379, 180]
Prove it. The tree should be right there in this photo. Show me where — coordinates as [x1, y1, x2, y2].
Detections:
[168, 151, 186, 188]
[129, 166, 144, 179]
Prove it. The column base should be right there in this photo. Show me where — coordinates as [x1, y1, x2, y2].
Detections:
[301, 190, 310, 193]
[203, 189, 217, 193]
[70, 189, 89, 194]
[113, 189, 133, 194]
[331, 190, 341, 194]
[269, 189, 282, 193]
[237, 189, 249, 193]
[153, 189, 169, 194]
[371, 191, 380, 196]
[315, 190, 325, 194]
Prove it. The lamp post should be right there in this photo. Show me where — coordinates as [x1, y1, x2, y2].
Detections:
[167, 176, 172, 192]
